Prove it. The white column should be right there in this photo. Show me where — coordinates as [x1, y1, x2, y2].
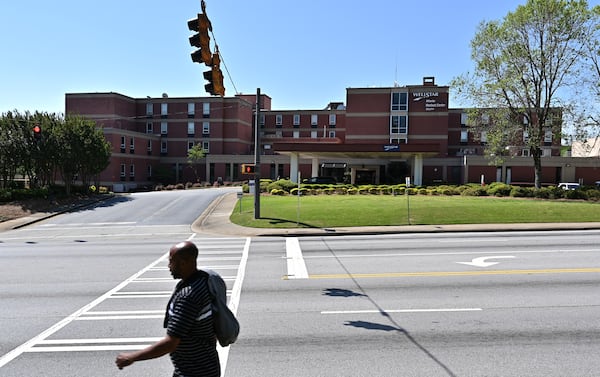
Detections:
[311, 158, 319, 177]
[413, 154, 423, 186]
[290, 153, 299, 183]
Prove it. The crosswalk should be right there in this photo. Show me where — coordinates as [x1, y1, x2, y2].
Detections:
[0, 236, 250, 376]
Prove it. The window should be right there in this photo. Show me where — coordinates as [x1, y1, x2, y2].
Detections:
[329, 130, 336, 138]
[390, 115, 407, 134]
[188, 141, 195, 151]
[161, 141, 168, 153]
[522, 148, 530, 157]
[544, 128, 553, 143]
[480, 131, 487, 143]
[188, 103, 195, 117]
[147, 140, 152, 152]
[161, 122, 168, 135]
[391, 92, 408, 111]
[311, 114, 318, 126]
[146, 103, 153, 116]
[293, 131, 299, 138]
[275, 130, 282, 138]
[293, 114, 300, 125]
[146, 122, 153, 134]
[187, 121, 195, 135]
[147, 165, 152, 178]
[202, 141, 210, 153]
[203, 102, 210, 117]
[276, 114, 283, 125]
[460, 130, 468, 143]
[129, 137, 135, 151]
[311, 130, 318, 138]
[260, 114, 265, 126]
[130, 164, 135, 177]
[542, 148, 551, 157]
[203, 122, 210, 134]
[460, 112, 468, 126]
[120, 164, 126, 177]
[120, 136, 126, 149]
[161, 103, 168, 117]
[523, 129, 529, 142]
[329, 114, 336, 126]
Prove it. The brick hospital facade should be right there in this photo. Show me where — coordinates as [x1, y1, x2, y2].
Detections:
[65, 77, 600, 191]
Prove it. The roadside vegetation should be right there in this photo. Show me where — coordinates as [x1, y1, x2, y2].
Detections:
[232, 180, 600, 228]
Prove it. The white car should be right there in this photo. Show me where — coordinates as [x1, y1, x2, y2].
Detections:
[558, 182, 580, 190]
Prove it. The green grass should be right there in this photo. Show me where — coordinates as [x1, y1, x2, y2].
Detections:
[230, 194, 600, 228]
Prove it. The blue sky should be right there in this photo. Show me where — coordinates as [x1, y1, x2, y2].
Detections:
[2, 0, 598, 114]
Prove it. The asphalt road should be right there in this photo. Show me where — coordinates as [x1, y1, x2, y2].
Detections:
[1, 189, 600, 376]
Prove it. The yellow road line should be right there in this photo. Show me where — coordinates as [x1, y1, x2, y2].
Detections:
[307, 268, 600, 279]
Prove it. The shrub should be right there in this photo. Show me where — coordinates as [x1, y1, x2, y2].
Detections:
[486, 182, 512, 197]
[460, 186, 487, 196]
[347, 188, 358, 195]
[270, 189, 286, 196]
[510, 186, 533, 198]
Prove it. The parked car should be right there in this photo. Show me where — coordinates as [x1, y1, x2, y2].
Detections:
[558, 182, 580, 190]
[304, 176, 337, 184]
[595, 181, 600, 188]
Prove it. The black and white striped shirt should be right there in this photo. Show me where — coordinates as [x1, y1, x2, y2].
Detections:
[165, 271, 220, 377]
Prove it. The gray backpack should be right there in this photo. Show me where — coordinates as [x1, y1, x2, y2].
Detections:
[201, 269, 240, 347]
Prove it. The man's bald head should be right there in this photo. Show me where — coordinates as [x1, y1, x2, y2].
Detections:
[170, 241, 198, 261]
[168, 241, 199, 280]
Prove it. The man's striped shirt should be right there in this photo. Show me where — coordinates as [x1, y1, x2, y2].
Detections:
[165, 271, 220, 377]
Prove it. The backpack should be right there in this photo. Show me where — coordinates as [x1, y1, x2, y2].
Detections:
[201, 269, 240, 347]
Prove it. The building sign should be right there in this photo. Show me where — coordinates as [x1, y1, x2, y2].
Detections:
[411, 91, 447, 112]
[383, 144, 400, 152]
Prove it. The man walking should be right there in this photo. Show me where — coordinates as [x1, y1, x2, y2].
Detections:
[116, 241, 220, 376]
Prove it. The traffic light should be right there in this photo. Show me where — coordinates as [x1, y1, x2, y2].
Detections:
[203, 50, 225, 96]
[241, 164, 255, 174]
[33, 124, 42, 141]
[187, 8, 212, 66]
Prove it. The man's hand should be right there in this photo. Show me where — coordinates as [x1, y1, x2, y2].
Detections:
[115, 353, 135, 370]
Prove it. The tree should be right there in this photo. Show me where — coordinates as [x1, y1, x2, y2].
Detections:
[187, 144, 206, 182]
[452, 0, 599, 188]
[568, 4, 600, 148]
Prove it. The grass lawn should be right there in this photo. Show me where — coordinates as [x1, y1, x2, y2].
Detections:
[230, 194, 600, 228]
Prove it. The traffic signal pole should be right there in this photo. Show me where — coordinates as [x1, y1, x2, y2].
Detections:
[254, 88, 261, 219]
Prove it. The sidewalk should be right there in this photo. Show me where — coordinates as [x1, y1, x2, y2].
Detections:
[191, 192, 600, 237]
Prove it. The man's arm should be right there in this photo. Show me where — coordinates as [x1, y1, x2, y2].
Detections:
[115, 334, 180, 370]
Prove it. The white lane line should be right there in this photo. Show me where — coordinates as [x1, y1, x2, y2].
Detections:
[84, 310, 164, 315]
[321, 308, 483, 314]
[215, 236, 251, 377]
[38, 337, 163, 344]
[26, 345, 153, 352]
[75, 315, 164, 321]
[0, 252, 169, 368]
[286, 237, 308, 279]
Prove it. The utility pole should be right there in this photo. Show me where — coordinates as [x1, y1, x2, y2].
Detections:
[254, 88, 261, 219]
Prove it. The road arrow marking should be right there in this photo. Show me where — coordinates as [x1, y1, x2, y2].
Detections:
[456, 256, 515, 267]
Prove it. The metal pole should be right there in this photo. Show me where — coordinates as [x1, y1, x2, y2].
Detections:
[254, 88, 261, 219]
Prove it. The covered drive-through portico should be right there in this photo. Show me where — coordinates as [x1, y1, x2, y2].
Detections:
[272, 142, 441, 185]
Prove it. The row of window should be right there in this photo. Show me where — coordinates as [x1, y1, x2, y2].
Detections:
[145, 102, 211, 117]
[144, 122, 211, 135]
[120, 164, 149, 178]
[120, 137, 210, 154]
[459, 128, 553, 143]
[270, 113, 337, 126]
[265, 130, 337, 139]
